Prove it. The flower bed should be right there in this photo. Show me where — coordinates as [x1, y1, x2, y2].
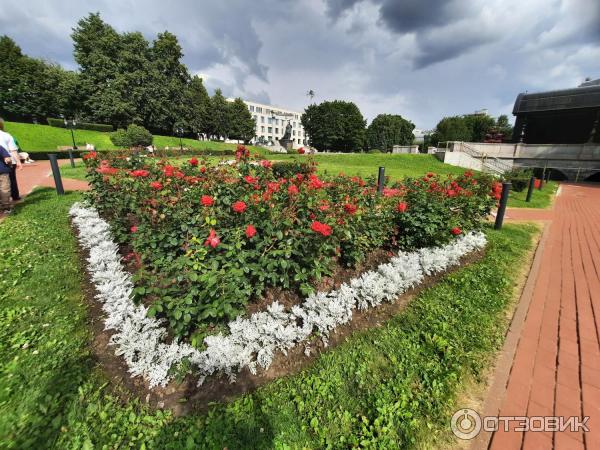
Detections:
[76, 147, 497, 387]
[70, 202, 487, 387]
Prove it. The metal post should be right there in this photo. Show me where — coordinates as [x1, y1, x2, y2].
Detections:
[377, 167, 385, 194]
[48, 154, 65, 195]
[67, 149, 75, 168]
[525, 176, 535, 202]
[575, 168, 581, 183]
[70, 128, 77, 150]
[545, 170, 551, 183]
[494, 182, 511, 230]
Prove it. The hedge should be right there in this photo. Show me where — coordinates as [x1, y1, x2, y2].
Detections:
[47, 118, 114, 133]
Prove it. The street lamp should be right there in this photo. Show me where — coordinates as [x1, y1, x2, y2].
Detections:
[64, 118, 78, 150]
[175, 127, 184, 151]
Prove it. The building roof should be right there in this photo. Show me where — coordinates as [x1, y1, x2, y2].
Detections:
[512, 80, 600, 114]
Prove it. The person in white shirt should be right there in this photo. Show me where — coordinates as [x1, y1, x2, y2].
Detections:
[0, 118, 23, 200]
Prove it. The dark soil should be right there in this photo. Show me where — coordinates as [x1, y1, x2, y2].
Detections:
[72, 220, 485, 416]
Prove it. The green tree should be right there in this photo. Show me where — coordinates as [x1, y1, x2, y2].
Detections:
[227, 97, 255, 142]
[366, 114, 415, 152]
[110, 124, 153, 148]
[301, 100, 366, 152]
[430, 116, 472, 146]
[495, 115, 513, 139]
[463, 114, 496, 142]
[208, 89, 229, 139]
[181, 75, 210, 135]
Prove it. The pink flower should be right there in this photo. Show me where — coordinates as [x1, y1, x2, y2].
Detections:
[288, 184, 299, 195]
[130, 225, 138, 233]
[396, 202, 408, 213]
[204, 229, 220, 248]
[232, 201, 247, 213]
[260, 160, 272, 168]
[245, 224, 257, 238]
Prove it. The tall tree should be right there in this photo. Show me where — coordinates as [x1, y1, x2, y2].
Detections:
[227, 97, 255, 142]
[463, 114, 496, 142]
[208, 89, 229, 139]
[301, 100, 366, 152]
[430, 116, 472, 146]
[181, 75, 211, 135]
[366, 114, 415, 152]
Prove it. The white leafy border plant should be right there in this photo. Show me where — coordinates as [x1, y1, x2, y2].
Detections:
[70, 203, 487, 388]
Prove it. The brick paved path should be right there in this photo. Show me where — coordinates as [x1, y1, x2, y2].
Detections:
[16, 159, 89, 196]
[487, 183, 600, 449]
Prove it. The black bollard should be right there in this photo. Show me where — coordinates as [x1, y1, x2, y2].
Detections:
[67, 149, 75, 168]
[377, 166, 385, 194]
[494, 182, 511, 230]
[525, 176, 535, 203]
[48, 154, 65, 195]
[545, 170, 551, 183]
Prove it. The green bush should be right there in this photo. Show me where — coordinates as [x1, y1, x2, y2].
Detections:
[504, 169, 532, 192]
[368, 149, 382, 154]
[47, 117, 113, 132]
[271, 160, 314, 178]
[110, 124, 153, 148]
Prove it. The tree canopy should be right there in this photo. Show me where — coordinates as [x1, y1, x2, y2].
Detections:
[366, 114, 415, 152]
[301, 100, 366, 152]
[431, 114, 514, 145]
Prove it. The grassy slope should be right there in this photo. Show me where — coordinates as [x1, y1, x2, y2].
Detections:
[508, 181, 558, 209]
[0, 188, 537, 448]
[4, 121, 260, 153]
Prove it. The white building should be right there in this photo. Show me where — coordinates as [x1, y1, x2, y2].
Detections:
[229, 99, 308, 149]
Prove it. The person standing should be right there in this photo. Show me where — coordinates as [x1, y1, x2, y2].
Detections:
[0, 145, 13, 213]
[0, 118, 22, 200]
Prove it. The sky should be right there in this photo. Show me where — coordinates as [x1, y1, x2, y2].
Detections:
[1, 0, 600, 129]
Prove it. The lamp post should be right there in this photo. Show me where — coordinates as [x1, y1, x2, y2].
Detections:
[64, 118, 78, 150]
[175, 127, 184, 151]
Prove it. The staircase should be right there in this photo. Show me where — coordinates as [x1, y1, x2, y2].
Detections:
[443, 142, 512, 175]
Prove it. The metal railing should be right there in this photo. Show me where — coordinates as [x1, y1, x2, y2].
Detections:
[440, 141, 513, 175]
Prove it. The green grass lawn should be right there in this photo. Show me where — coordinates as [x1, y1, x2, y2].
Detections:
[508, 180, 558, 209]
[4, 121, 262, 153]
[268, 153, 467, 182]
[0, 188, 538, 448]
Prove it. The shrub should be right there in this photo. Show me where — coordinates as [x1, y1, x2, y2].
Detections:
[82, 151, 495, 338]
[110, 124, 153, 148]
[368, 149, 382, 154]
[47, 117, 113, 132]
[504, 169, 532, 192]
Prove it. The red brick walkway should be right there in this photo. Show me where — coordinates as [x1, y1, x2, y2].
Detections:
[16, 159, 89, 196]
[487, 183, 600, 449]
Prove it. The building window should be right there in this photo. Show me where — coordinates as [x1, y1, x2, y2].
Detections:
[249, 105, 255, 112]
[275, 119, 279, 126]
[261, 126, 265, 132]
[268, 117, 272, 124]
[268, 127, 272, 133]
[275, 128, 279, 134]
[293, 130, 296, 136]
[266, 109, 271, 115]
[261, 116, 265, 123]
[298, 139, 301, 144]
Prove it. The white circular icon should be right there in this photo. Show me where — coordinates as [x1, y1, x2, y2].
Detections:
[451, 408, 482, 440]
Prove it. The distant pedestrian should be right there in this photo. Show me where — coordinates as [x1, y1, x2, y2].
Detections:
[0, 118, 23, 200]
[0, 145, 13, 213]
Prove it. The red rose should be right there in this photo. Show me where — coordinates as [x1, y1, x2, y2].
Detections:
[288, 184, 299, 195]
[344, 203, 357, 215]
[260, 160, 272, 168]
[311, 221, 332, 236]
[464, 170, 473, 178]
[204, 229, 220, 248]
[396, 202, 408, 213]
[244, 175, 258, 185]
[446, 189, 457, 197]
[308, 175, 325, 189]
[232, 201, 247, 213]
[451, 227, 462, 235]
[267, 182, 280, 193]
[130, 169, 150, 178]
[383, 187, 401, 197]
[150, 181, 163, 190]
[130, 225, 138, 233]
[200, 195, 214, 206]
[245, 224, 257, 238]
[200, 166, 206, 174]
[426, 172, 435, 178]
[96, 167, 119, 175]
[163, 165, 175, 177]
[189, 157, 199, 167]
[83, 151, 97, 160]
[298, 147, 305, 154]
